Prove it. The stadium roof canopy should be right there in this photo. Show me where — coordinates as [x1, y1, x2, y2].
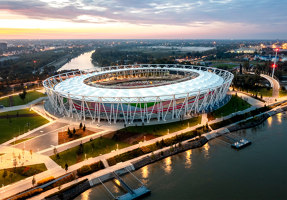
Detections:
[54, 67, 224, 102]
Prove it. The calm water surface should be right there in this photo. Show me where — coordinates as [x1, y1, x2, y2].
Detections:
[75, 109, 287, 200]
[57, 50, 99, 71]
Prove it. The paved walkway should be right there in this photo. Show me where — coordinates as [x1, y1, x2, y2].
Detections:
[229, 91, 264, 108]
[0, 97, 48, 113]
[260, 74, 280, 99]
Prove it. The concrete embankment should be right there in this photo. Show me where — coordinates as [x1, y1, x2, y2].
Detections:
[132, 137, 208, 170]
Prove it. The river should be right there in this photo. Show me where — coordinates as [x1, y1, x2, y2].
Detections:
[57, 50, 99, 72]
[75, 113, 287, 200]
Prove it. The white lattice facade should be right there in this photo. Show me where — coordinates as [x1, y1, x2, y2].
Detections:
[43, 64, 233, 124]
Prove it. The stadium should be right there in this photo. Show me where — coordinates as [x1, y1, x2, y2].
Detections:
[43, 64, 234, 124]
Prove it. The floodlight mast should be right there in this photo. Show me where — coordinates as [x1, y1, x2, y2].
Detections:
[272, 48, 279, 78]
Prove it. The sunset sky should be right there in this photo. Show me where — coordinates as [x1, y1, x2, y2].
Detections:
[0, 0, 286, 39]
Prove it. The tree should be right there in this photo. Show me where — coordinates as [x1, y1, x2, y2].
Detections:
[67, 128, 72, 138]
[53, 147, 58, 155]
[9, 173, 13, 183]
[32, 176, 36, 186]
[65, 163, 69, 172]
[83, 124, 86, 132]
[19, 89, 27, 101]
[77, 142, 84, 155]
[91, 142, 95, 153]
[30, 149, 33, 159]
[239, 63, 243, 74]
[79, 122, 83, 129]
[2, 170, 7, 184]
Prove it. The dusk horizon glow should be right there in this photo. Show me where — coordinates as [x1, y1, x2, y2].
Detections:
[0, 0, 286, 39]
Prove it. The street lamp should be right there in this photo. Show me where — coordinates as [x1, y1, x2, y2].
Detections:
[272, 48, 279, 78]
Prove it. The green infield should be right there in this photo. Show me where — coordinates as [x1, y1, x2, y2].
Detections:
[0, 163, 47, 186]
[208, 95, 251, 119]
[0, 109, 49, 144]
[0, 91, 46, 107]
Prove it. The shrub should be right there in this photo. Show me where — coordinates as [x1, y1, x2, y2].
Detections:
[37, 176, 55, 186]
[52, 173, 75, 187]
[10, 188, 43, 200]
[76, 161, 104, 177]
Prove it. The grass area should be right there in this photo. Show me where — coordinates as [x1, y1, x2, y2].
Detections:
[50, 137, 130, 168]
[210, 106, 270, 130]
[250, 88, 273, 97]
[212, 63, 237, 69]
[0, 109, 49, 144]
[10, 137, 35, 145]
[0, 163, 47, 186]
[51, 116, 201, 168]
[279, 89, 287, 97]
[0, 91, 46, 107]
[115, 116, 202, 138]
[208, 95, 251, 120]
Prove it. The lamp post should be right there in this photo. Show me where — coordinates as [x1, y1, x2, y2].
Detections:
[272, 48, 279, 78]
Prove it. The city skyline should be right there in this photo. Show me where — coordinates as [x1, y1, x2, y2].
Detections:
[0, 0, 287, 39]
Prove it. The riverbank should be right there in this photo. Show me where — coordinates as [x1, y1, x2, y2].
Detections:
[4, 98, 287, 200]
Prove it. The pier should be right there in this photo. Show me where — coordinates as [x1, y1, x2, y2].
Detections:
[98, 168, 151, 200]
[218, 134, 251, 150]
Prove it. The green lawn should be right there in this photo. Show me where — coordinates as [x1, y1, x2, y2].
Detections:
[209, 95, 251, 119]
[251, 88, 273, 97]
[0, 163, 47, 186]
[0, 109, 49, 144]
[0, 91, 46, 107]
[279, 89, 287, 97]
[212, 63, 238, 69]
[116, 116, 202, 137]
[10, 137, 35, 145]
[50, 137, 130, 168]
[51, 116, 201, 168]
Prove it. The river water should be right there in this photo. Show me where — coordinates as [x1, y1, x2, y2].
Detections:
[57, 50, 99, 72]
[75, 113, 287, 200]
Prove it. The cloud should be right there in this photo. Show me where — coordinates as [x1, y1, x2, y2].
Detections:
[0, 0, 286, 29]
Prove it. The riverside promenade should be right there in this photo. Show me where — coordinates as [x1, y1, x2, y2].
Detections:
[1, 92, 287, 199]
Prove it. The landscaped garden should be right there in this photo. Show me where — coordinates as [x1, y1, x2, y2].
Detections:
[51, 116, 202, 168]
[0, 163, 47, 186]
[58, 123, 100, 145]
[0, 109, 49, 144]
[208, 95, 251, 120]
[51, 137, 130, 168]
[113, 116, 202, 144]
[210, 106, 271, 130]
[0, 90, 46, 107]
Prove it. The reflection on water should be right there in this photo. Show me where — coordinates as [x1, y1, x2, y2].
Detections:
[141, 166, 149, 179]
[75, 113, 287, 200]
[267, 116, 272, 127]
[57, 50, 99, 71]
[185, 150, 192, 168]
[164, 157, 172, 174]
[112, 179, 120, 194]
[202, 143, 210, 158]
[79, 188, 91, 200]
[277, 112, 282, 124]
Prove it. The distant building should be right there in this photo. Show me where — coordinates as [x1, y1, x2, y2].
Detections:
[254, 55, 279, 62]
[0, 43, 7, 51]
[230, 47, 259, 54]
